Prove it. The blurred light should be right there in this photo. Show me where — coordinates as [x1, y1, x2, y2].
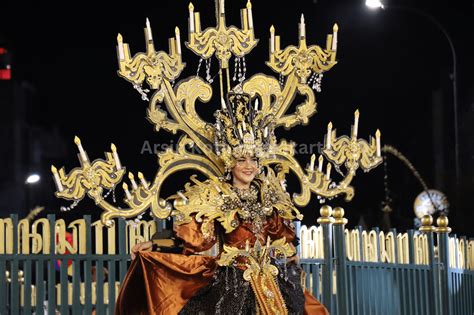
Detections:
[365, 0, 384, 9]
[26, 174, 41, 184]
[0, 48, 11, 80]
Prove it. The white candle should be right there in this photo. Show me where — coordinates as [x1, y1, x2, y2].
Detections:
[245, 239, 250, 251]
[309, 154, 316, 171]
[238, 125, 244, 139]
[299, 14, 306, 38]
[51, 165, 64, 192]
[247, 0, 253, 29]
[194, 12, 201, 33]
[326, 122, 332, 149]
[318, 155, 323, 172]
[74, 136, 88, 162]
[128, 172, 138, 190]
[189, 3, 195, 33]
[332, 23, 338, 50]
[117, 34, 124, 60]
[146, 18, 153, 41]
[376, 129, 381, 157]
[242, 120, 247, 131]
[178, 191, 188, 201]
[254, 99, 259, 111]
[326, 163, 332, 180]
[353, 109, 359, 138]
[221, 97, 227, 111]
[111, 143, 122, 170]
[175, 27, 182, 55]
[263, 126, 268, 138]
[123, 183, 132, 200]
[220, 0, 225, 14]
[270, 25, 275, 53]
[138, 172, 149, 189]
[241, 8, 248, 31]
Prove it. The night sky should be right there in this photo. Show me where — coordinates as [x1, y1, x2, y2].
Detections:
[1, 0, 473, 236]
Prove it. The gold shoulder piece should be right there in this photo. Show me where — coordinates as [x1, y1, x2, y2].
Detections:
[260, 167, 303, 221]
[171, 176, 240, 233]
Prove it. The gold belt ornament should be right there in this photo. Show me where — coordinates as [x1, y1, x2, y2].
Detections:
[217, 237, 295, 315]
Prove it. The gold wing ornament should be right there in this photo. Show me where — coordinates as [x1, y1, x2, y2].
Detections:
[171, 166, 302, 236]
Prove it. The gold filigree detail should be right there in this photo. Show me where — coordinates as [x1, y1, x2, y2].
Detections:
[52, 1, 382, 226]
[186, 2, 258, 69]
[217, 238, 293, 314]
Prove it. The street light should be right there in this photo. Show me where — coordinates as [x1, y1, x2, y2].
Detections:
[26, 174, 41, 184]
[365, 0, 460, 200]
[365, 0, 383, 9]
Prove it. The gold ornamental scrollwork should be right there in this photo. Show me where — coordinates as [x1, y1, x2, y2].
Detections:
[52, 0, 382, 226]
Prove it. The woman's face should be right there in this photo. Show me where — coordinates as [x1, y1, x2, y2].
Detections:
[231, 156, 258, 189]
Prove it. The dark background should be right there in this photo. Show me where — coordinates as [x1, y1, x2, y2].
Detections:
[0, 0, 473, 236]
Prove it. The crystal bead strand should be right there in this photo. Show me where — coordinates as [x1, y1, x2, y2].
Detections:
[233, 57, 239, 82]
[196, 58, 203, 78]
[239, 56, 247, 83]
[103, 189, 113, 199]
[60, 200, 80, 212]
[206, 58, 213, 83]
[313, 73, 323, 92]
[279, 73, 285, 87]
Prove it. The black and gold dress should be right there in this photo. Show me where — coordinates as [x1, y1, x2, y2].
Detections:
[115, 170, 328, 315]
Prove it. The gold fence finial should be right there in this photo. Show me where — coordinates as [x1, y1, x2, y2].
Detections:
[317, 205, 334, 224]
[435, 214, 451, 233]
[419, 214, 434, 232]
[333, 207, 347, 225]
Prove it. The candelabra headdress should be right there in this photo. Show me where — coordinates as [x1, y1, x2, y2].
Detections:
[52, 0, 383, 225]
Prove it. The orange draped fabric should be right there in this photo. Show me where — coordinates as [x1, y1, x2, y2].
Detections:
[115, 213, 329, 315]
[115, 252, 216, 315]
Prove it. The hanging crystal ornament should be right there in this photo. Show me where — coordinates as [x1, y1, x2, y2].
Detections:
[278, 73, 284, 87]
[205, 58, 213, 83]
[313, 73, 323, 92]
[103, 188, 113, 199]
[232, 57, 239, 82]
[133, 84, 150, 101]
[60, 200, 80, 212]
[239, 56, 247, 83]
[307, 72, 316, 85]
[196, 58, 203, 78]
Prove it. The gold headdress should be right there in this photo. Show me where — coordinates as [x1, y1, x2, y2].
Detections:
[215, 88, 276, 169]
[52, 0, 383, 225]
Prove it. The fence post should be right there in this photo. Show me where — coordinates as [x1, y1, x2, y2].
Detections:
[317, 205, 334, 313]
[333, 207, 348, 315]
[10, 214, 19, 315]
[435, 215, 452, 315]
[419, 214, 439, 315]
[47, 214, 57, 315]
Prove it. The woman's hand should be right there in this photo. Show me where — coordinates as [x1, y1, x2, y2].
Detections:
[131, 241, 153, 260]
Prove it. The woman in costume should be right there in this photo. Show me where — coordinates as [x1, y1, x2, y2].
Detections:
[115, 91, 329, 315]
